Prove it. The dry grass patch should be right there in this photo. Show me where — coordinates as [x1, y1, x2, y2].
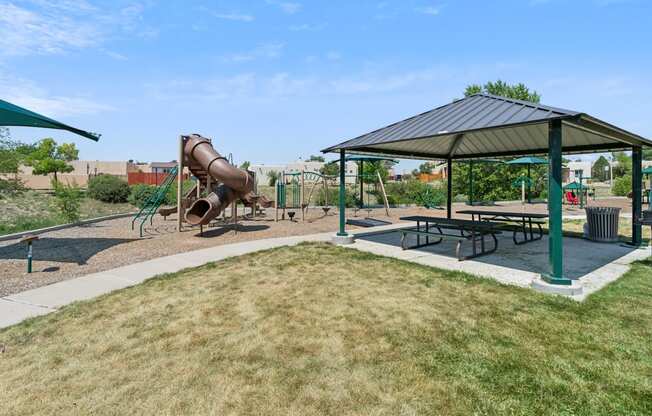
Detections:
[1, 243, 651, 415]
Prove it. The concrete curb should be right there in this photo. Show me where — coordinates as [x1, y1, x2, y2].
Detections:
[0, 212, 138, 243]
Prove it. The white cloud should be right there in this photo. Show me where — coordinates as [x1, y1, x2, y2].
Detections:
[416, 5, 440, 15]
[104, 50, 128, 61]
[211, 12, 255, 22]
[0, 71, 112, 117]
[0, 1, 153, 57]
[289, 23, 325, 31]
[221, 43, 284, 63]
[266, 0, 302, 14]
[146, 67, 452, 103]
[0, 3, 100, 55]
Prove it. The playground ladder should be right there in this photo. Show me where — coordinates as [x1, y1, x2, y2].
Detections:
[131, 166, 178, 237]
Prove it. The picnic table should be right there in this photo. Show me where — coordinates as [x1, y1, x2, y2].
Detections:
[398, 216, 503, 261]
[457, 210, 548, 245]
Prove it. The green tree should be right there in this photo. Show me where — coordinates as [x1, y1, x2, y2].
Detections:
[26, 138, 79, 183]
[464, 80, 541, 103]
[51, 180, 83, 223]
[320, 162, 339, 177]
[611, 152, 631, 177]
[308, 155, 325, 162]
[418, 161, 436, 174]
[267, 170, 280, 186]
[591, 155, 610, 182]
[239, 161, 251, 170]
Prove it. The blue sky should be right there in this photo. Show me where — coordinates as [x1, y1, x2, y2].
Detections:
[1, 0, 651, 171]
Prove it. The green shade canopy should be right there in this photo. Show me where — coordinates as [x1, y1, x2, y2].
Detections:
[512, 175, 534, 187]
[642, 166, 652, 175]
[0, 99, 100, 141]
[564, 181, 589, 190]
[506, 156, 547, 165]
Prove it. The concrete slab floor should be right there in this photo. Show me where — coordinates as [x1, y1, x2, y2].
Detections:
[352, 229, 651, 300]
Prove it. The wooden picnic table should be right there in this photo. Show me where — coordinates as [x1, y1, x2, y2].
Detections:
[457, 210, 548, 245]
[398, 216, 503, 261]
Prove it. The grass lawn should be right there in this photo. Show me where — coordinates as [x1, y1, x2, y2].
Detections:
[0, 191, 134, 235]
[1, 243, 651, 415]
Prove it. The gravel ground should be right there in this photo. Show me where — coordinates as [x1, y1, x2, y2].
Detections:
[0, 197, 638, 297]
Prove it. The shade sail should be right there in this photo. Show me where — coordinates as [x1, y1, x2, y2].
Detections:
[322, 94, 651, 160]
[506, 156, 547, 165]
[0, 99, 100, 141]
[564, 181, 589, 190]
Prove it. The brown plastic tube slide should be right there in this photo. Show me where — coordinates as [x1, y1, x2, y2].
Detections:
[183, 134, 255, 226]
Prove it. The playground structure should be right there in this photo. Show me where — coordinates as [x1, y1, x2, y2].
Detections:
[132, 134, 273, 236]
[274, 171, 332, 222]
[273, 156, 393, 224]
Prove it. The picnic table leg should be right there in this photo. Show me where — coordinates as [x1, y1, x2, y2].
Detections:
[417, 221, 420, 247]
[528, 217, 534, 241]
[471, 229, 477, 257]
[426, 222, 429, 245]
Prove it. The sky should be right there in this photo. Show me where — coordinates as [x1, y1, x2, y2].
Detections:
[1, 0, 651, 172]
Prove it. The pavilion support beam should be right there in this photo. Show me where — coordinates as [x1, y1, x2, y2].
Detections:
[632, 146, 643, 246]
[446, 158, 453, 219]
[544, 120, 571, 285]
[337, 149, 349, 237]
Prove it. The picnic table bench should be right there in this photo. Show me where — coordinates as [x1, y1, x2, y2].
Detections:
[398, 216, 503, 261]
[457, 210, 549, 245]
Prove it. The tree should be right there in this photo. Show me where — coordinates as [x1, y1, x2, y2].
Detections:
[591, 155, 610, 182]
[611, 151, 631, 177]
[418, 161, 436, 174]
[464, 80, 541, 103]
[320, 161, 339, 177]
[307, 155, 325, 162]
[26, 138, 79, 183]
[644, 148, 652, 160]
[267, 170, 280, 186]
[239, 161, 251, 170]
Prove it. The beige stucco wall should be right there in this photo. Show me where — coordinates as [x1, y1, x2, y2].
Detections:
[10, 160, 131, 190]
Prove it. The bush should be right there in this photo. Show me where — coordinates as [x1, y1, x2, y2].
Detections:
[88, 175, 130, 203]
[613, 175, 631, 196]
[128, 184, 157, 208]
[129, 180, 198, 208]
[0, 177, 25, 197]
[316, 186, 357, 208]
[379, 180, 446, 207]
[50, 181, 82, 223]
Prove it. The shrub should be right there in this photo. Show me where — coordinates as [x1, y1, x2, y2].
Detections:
[612, 175, 631, 197]
[128, 184, 157, 208]
[50, 181, 82, 223]
[88, 175, 130, 203]
[0, 177, 25, 197]
[316, 186, 357, 208]
[378, 180, 446, 207]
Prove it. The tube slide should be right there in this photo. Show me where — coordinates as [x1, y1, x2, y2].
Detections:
[183, 134, 256, 225]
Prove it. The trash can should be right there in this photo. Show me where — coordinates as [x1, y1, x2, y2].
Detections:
[585, 207, 621, 243]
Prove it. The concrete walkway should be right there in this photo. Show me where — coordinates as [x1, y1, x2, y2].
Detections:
[1, 221, 648, 329]
[0, 231, 337, 329]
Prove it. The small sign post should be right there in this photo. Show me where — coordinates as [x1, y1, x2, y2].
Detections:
[20, 235, 39, 274]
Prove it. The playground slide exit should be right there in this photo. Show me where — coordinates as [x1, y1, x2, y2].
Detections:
[183, 134, 256, 226]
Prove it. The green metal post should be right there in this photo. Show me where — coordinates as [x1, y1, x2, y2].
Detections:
[468, 160, 474, 206]
[27, 241, 33, 273]
[527, 164, 532, 203]
[579, 174, 584, 209]
[359, 160, 364, 209]
[632, 146, 642, 246]
[544, 119, 570, 285]
[338, 149, 347, 236]
[446, 158, 452, 219]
